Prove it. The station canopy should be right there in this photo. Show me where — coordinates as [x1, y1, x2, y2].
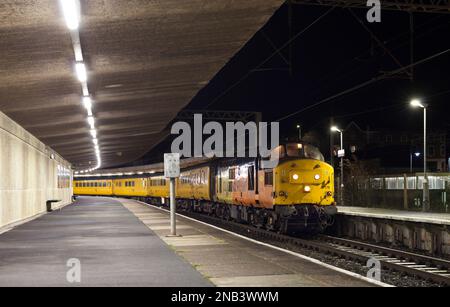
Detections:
[0, 0, 282, 169]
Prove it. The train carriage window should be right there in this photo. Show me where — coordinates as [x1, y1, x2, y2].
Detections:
[103, 182, 107, 187]
[248, 165, 255, 191]
[264, 171, 273, 186]
[229, 168, 235, 179]
[228, 181, 233, 192]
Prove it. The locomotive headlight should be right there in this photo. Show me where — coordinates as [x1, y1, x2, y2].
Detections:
[292, 174, 299, 180]
[304, 185, 311, 192]
[314, 174, 321, 180]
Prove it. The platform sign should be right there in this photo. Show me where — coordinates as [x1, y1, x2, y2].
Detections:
[164, 153, 180, 178]
[337, 149, 345, 158]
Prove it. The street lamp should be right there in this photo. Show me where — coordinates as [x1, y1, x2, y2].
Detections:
[331, 126, 344, 206]
[410, 151, 421, 173]
[410, 99, 430, 211]
[296, 124, 302, 141]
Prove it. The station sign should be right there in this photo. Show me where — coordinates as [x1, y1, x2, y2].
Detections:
[164, 153, 180, 178]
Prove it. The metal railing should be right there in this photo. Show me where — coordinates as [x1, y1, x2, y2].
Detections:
[339, 173, 450, 212]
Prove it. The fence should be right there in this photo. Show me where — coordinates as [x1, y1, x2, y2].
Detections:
[342, 173, 450, 212]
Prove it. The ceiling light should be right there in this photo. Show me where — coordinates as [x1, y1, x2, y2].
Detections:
[87, 116, 95, 129]
[60, 0, 80, 30]
[93, 138, 98, 145]
[75, 62, 87, 82]
[83, 96, 92, 108]
[82, 84, 89, 96]
[90, 129, 97, 138]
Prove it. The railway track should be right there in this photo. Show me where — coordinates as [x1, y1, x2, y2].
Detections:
[317, 235, 450, 286]
[171, 208, 450, 286]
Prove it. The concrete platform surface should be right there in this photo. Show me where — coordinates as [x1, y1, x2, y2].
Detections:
[338, 206, 450, 225]
[0, 197, 211, 287]
[121, 199, 377, 287]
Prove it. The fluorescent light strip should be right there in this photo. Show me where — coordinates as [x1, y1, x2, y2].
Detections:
[82, 83, 89, 96]
[87, 116, 95, 129]
[75, 62, 87, 82]
[61, 0, 80, 30]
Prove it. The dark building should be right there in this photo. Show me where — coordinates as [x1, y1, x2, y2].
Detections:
[335, 122, 448, 173]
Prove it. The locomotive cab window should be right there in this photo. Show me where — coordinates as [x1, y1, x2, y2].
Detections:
[274, 143, 325, 162]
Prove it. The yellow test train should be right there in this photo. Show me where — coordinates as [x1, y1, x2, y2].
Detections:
[74, 142, 336, 233]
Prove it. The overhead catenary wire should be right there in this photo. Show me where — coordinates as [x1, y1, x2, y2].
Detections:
[203, 6, 337, 110]
[274, 48, 450, 123]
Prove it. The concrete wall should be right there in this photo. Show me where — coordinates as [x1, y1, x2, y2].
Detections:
[0, 111, 73, 229]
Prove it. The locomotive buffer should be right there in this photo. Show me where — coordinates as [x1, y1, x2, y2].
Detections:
[164, 153, 181, 237]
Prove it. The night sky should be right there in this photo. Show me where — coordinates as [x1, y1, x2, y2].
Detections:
[125, 3, 450, 167]
[187, 3, 450, 138]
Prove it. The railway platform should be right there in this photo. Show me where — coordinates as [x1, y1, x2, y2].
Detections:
[0, 197, 380, 287]
[120, 198, 380, 287]
[337, 206, 450, 226]
[334, 206, 450, 257]
[0, 197, 211, 287]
